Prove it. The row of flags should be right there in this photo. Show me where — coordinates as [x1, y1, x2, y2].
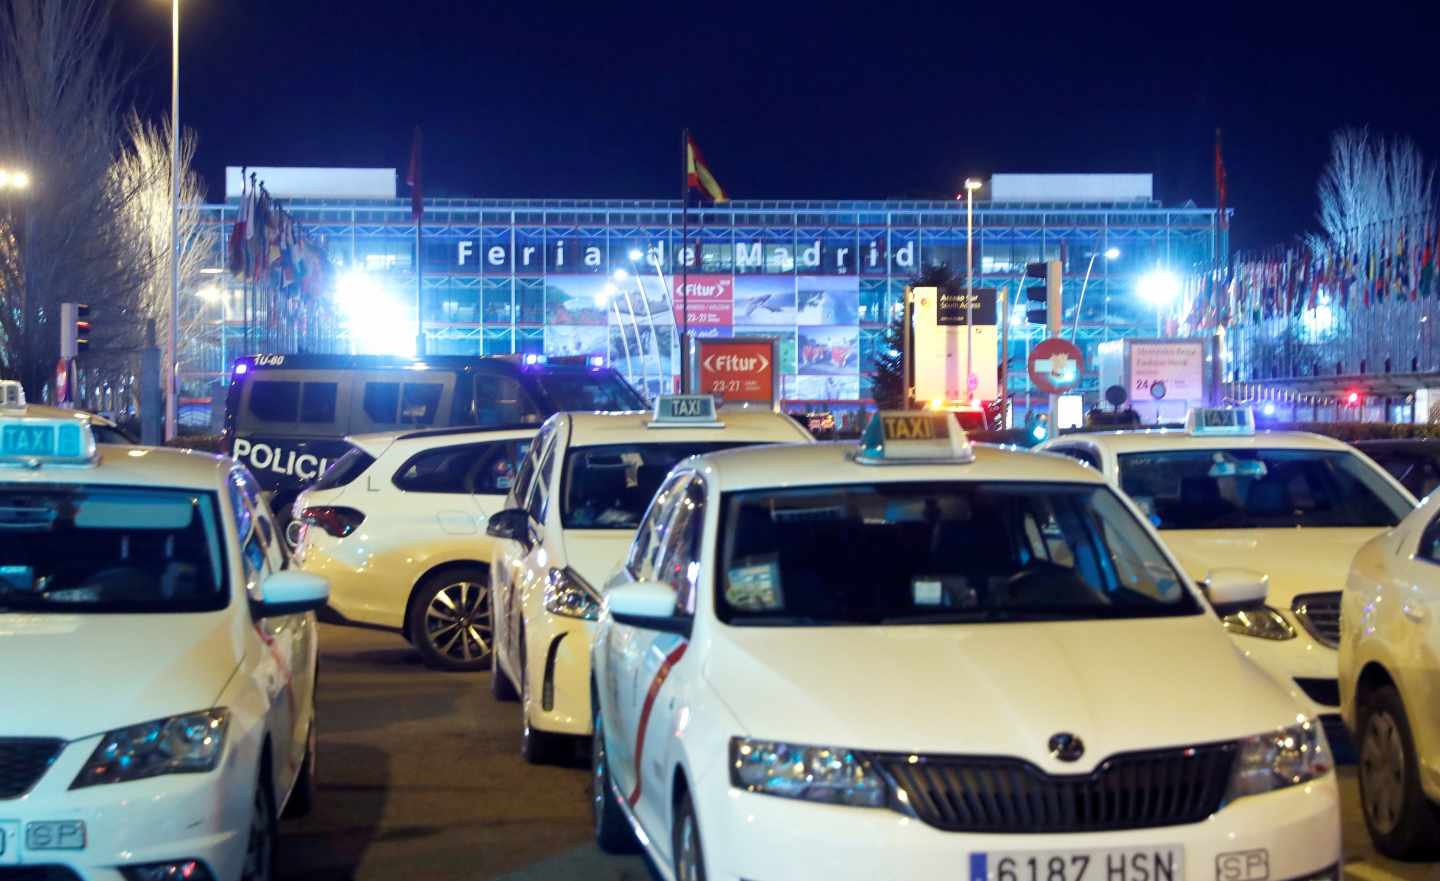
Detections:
[1181, 215, 1440, 332]
[226, 170, 333, 302]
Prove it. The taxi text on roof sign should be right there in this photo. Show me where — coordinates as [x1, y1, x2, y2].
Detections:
[649, 395, 723, 428]
[0, 416, 97, 467]
[1185, 407, 1256, 437]
[855, 410, 974, 464]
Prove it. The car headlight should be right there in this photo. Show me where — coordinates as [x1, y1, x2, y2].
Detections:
[1225, 719, 1330, 802]
[729, 737, 887, 808]
[72, 709, 229, 788]
[545, 567, 600, 620]
[1222, 605, 1296, 640]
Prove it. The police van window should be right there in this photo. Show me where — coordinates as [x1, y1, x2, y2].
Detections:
[363, 382, 401, 423]
[400, 383, 443, 425]
[250, 381, 300, 422]
[393, 441, 524, 495]
[475, 375, 540, 426]
[300, 382, 338, 423]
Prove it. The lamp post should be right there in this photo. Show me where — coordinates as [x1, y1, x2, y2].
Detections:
[1071, 247, 1120, 340]
[164, 0, 181, 440]
[963, 178, 983, 403]
[626, 250, 667, 399]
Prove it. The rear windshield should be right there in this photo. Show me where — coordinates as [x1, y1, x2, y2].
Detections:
[562, 442, 746, 529]
[1117, 448, 1412, 530]
[534, 372, 645, 413]
[311, 448, 375, 492]
[717, 481, 1197, 625]
[0, 486, 228, 613]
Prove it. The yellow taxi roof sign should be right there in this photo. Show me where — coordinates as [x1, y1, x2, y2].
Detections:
[855, 410, 974, 465]
[1185, 407, 1256, 437]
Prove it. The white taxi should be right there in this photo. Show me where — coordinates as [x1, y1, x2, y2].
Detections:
[590, 411, 1339, 881]
[0, 415, 328, 881]
[1340, 496, 1440, 857]
[1040, 408, 1415, 753]
[290, 425, 534, 670]
[486, 396, 811, 763]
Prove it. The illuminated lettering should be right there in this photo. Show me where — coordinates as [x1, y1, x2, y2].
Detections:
[553, 240, 564, 267]
[800, 240, 820, 268]
[457, 241, 475, 266]
[893, 240, 915, 268]
[487, 246, 506, 266]
[584, 246, 602, 267]
[836, 247, 849, 271]
[522, 246, 536, 266]
[735, 242, 762, 268]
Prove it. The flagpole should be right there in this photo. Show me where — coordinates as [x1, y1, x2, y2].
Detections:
[415, 217, 424, 356]
[680, 128, 690, 394]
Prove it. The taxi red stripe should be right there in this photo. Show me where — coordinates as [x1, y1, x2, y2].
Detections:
[626, 641, 688, 808]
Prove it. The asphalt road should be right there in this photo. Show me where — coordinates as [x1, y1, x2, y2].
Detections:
[281, 624, 1440, 881]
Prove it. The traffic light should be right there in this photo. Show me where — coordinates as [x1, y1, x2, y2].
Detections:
[1024, 260, 1062, 327]
[60, 302, 90, 358]
[1024, 262, 1048, 324]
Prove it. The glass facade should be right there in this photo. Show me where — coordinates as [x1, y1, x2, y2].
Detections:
[189, 196, 1221, 423]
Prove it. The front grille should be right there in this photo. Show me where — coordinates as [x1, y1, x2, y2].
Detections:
[0, 738, 64, 799]
[1294, 677, 1341, 707]
[0, 869, 83, 881]
[1292, 592, 1341, 648]
[878, 742, 1238, 834]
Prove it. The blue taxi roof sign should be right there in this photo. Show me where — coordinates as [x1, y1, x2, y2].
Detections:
[649, 395, 723, 428]
[1186, 406, 1256, 437]
[855, 410, 974, 465]
[0, 417, 97, 467]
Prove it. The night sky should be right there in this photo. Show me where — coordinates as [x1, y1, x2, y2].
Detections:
[114, 0, 1440, 251]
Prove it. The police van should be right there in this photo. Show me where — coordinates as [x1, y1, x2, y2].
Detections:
[222, 353, 646, 506]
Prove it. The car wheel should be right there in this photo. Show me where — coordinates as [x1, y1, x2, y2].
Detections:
[282, 718, 317, 819]
[406, 567, 493, 671]
[242, 763, 277, 881]
[1358, 685, 1440, 859]
[593, 701, 638, 853]
[673, 790, 707, 881]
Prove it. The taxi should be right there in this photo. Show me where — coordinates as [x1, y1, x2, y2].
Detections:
[0, 414, 328, 881]
[1340, 496, 1440, 857]
[485, 396, 811, 763]
[1039, 408, 1415, 752]
[590, 411, 1339, 881]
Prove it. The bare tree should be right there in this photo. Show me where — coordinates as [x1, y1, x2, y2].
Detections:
[1317, 127, 1437, 246]
[0, 0, 147, 398]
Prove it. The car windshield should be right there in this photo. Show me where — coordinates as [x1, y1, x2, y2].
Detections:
[534, 372, 645, 413]
[562, 442, 748, 529]
[1117, 448, 1411, 530]
[0, 486, 228, 613]
[717, 481, 1198, 625]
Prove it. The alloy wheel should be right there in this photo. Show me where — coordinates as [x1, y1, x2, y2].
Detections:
[1361, 709, 1406, 835]
[425, 581, 492, 663]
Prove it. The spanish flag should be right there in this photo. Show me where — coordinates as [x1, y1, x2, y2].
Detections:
[685, 133, 727, 203]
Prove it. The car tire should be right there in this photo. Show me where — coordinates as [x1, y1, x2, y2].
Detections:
[242, 760, 278, 881]
[282, 718, 317, 819]
[593, 699, 639, 854]
[490, 660, 519, 702]
[406, 567, 493, 671]
[1358, 684, 1440, 859]
[673, 789, 707, 881]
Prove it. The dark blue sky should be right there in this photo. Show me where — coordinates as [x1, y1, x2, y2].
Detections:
[115, 0, 1440, 251]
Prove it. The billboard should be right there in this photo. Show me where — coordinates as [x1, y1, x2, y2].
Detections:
[797, 326, 860, 376]
[695, 338, 777, 403]
[733, 276, 796, 325]
[910, 285, 999, 402]
[796, 276, 859, 325]
[672, 275, 734, 327]
[544, 275, 610, 325]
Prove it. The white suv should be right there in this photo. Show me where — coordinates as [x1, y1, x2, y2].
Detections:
[291, 425, 535, 669]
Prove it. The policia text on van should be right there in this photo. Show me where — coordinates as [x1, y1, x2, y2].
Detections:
[223, 354, 645, 495]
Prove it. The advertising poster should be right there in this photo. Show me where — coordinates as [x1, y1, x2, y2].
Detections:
[1128, 339, 1207, 423]
[733, 276, 796, 325]
[545, 325, 608, 358]
[544, 275, 609, 325]
[733, 328, 797, 375]
[796, 276, 859, 326]
[797, 326, 860, 375]
[696, 338, 777, 403]
[671, 275, 734, 327]
[784, 375, 860, 401]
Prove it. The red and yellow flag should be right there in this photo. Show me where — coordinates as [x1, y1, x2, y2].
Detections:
[685, 134, 727, 203]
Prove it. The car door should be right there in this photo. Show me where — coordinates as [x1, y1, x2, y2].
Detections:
[511, 421, 566, 677]
[1395, 512, 1440, 749]
[492, 424, 549, 677]
[391, 436, 532, 536]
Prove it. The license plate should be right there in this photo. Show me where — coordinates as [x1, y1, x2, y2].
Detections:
[0, 821, 17, 865]
[27, 820, 85, 850]
[971, 847, 1184, 881]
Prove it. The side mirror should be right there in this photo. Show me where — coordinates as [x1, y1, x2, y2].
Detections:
[1203, 568, 1269, 617]
[605, 582, 690, 637]
[485, 508, 531, 546]
[255, 570, 330, 617]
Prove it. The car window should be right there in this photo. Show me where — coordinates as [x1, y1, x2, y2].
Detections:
[627, 472, 689, 581]
[393, 440, 526, 495]
[300, 383, 339, 423]
[561, 442, 746, 530]
[654, 478, 706, 615]
[400, 383, 444, 425]
[1117, 448, 1412, 530]
[1418, 511, 1440, 564]
[312, 448, 376, 491]
[363, 382, 401, 423]
[533, 371, 645, 412]
[526, 430, 560, 523]
[1050, 445, 1101, 471]
[475, 374, 542, 426]
[250, 380, 300, 422]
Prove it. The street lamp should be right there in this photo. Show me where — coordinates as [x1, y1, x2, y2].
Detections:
[0, 170, 31, 191]
[1138, 268, 1181, 336]
[963, 177, 983, 403]
[628, 248, 672, 397]
[1071, 247, 1121, 339]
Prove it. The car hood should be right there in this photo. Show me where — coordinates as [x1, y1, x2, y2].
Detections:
[561, 530, 638, 592]
[705, 616, 1297, 774]
[0, 612, 243, 740]
[1158, 528, 1384, 605]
